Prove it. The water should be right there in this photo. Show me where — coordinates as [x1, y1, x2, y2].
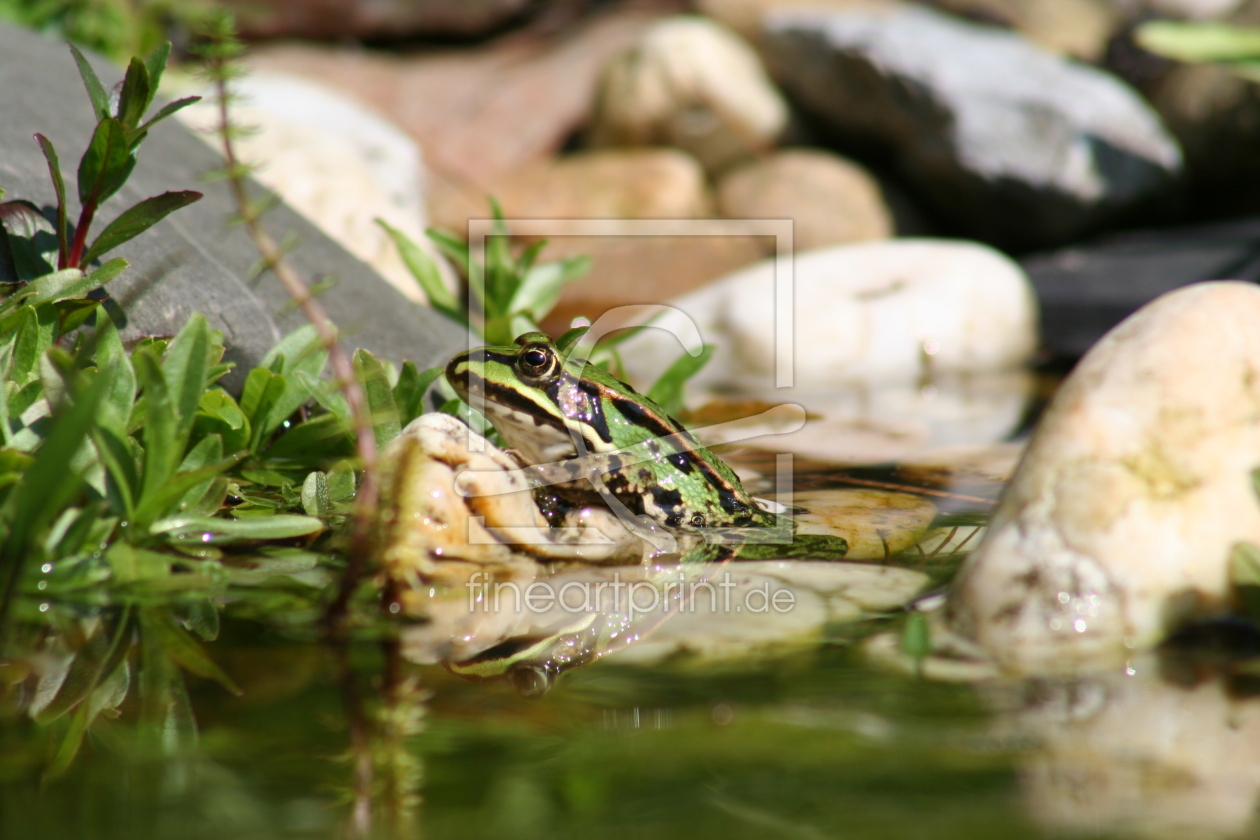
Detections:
[2, 455, 1252, 840]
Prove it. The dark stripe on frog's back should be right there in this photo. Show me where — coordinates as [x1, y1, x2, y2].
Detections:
[568, 364, 768, 522]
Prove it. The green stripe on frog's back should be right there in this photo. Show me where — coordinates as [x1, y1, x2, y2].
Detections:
[445, 334, 773, 530]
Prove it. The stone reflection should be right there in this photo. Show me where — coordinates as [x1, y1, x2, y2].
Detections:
[999, 653, 1260, 839]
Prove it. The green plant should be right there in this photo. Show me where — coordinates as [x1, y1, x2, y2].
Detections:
[1137, 20, 1260, 81]
[0, 0, 209, 66]
[380, 205, 714, 418]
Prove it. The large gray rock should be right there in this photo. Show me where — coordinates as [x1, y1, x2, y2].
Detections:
[760, 4, 1183, 249]
[1022, 216, 1260, 358]
[0, 24, 462, 390]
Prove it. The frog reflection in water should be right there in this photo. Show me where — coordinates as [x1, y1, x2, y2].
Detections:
[440, 332, 843, 695]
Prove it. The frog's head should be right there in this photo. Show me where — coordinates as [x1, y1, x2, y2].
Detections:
[445, 332, 584, 463]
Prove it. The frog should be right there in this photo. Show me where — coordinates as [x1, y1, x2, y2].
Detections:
[431, 331, 851, 693]
[444, 331, 778, 536]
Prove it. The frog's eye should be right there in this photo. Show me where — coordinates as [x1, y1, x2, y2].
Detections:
[517, 344, 557, 379]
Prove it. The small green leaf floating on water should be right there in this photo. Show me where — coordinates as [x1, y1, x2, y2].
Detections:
[151, 514, 325, 544]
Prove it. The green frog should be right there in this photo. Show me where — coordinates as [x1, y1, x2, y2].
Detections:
[441, 332, 848, 694]
[445, 331, 778, 535]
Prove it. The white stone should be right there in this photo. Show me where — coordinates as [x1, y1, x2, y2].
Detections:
[618, 238, 1039, 390]
[694, 374, 1034, 464]
[949, 281, 1260, 674]
[588, 15, 789, 174]
[178, 73, 449, 304]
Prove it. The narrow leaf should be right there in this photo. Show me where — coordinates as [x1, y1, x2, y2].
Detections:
[646, 344, 714, 416]
[77, 118, 132, 206]
[129, 96, 201, 146]
[151, 514, 325, 543]
[556, 325, 590, 355]
[81, 190, 202, 267]
[116, 57, 151, 131]
[354, 349, 401, 448]
[143, 42, 172, 97]
[377, 218, 464, 321]
[34, 134, 68, 267]
[68, 43, 111, 121]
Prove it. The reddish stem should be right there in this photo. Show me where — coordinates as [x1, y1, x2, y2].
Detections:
[65, 199, 96, 268]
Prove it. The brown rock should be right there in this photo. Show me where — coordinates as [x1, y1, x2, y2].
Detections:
[426, 148, 765, 331]
[716, 149, 892, 250]
[537, 230, 769, 333]
[225, 0, 535, 39]
[429, 148, 713, 234]
[696, 0, 897, 38]
[245, 6, 667, 182]
[587, 16, 789, 175]
[928, 0, 1120, 61]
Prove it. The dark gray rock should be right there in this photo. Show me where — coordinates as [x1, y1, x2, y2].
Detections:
[1022, 216, 1260, 358]
[0, 23, 464, 391]
[761, 4, 1183, 249]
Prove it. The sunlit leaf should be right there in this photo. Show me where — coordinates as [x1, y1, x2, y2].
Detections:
[151, 513, 325, 543]
[68, 43, 111, 121]
[378, 218, 464, 323]
[646, 344, 714, 416]
[77, 118, 133, 206]
[81, 190, 202, 266]
[34, 133, 68, 266]
[354, 348, 401, 448]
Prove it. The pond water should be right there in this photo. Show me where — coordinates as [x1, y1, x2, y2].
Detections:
[2, 445, 1253, 840]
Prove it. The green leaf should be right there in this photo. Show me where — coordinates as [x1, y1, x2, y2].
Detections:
[162, 312, 212, 439]
[9, 305, 56, 388]
[646, 344, 714, 416]
[900, 610, 932, 660]
[151, 513, 325, 543]
[0, 369, 107, 567]
[77, 118, 134, 207]
[134, 452, 244, 529]
[509, 255, 590, 321]
[93, 315, 137, 434]
[393, 361, 443, 426]
[116, 57, 151, 131]
[354, 349, 401, 448]
[34, 134, 69, 267]
[1136, 21, 1260, 63]
[261, 411, 353, 464]
[377, 218, 466, 323]
[260, 324, 324, 375]
[68, 43, 111, 121]
[129, 96, 201, 147]
[136, 349, 180, 500]
[144, 41, 172, 92]
[81, 190, 202, 267]
[425, 228, 471, 278]
[193, 389, 250, 454]
[0, 200, 58, 281]
[141, 606, 242, 695]
[92, 424, 139, 520]
[239, 367, 289, 451]
[556, 326, 590, 355]
[301, 471, 331, 518]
